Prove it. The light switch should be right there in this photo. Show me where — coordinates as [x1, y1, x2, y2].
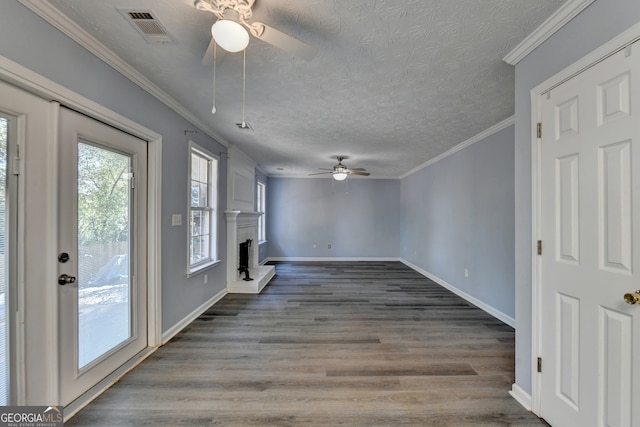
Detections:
[172, 214, 182, 226]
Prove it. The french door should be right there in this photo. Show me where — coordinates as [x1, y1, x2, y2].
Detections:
[58, 107, 148, 406]
[539, 42, 640, 426]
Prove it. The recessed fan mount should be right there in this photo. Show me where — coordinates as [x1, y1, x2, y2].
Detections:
[309, 156, 371, 181]
[194, 0, 318, 60]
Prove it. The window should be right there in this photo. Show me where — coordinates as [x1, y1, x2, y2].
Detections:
[257, 180, 266, 242]
[189, 142, 218, 273]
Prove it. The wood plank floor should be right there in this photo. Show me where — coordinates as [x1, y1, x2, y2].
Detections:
[67, 261, 547, 426]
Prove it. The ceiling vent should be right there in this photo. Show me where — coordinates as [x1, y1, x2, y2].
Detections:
[119, 9, 173, 44]
[236, 122, 253, 131]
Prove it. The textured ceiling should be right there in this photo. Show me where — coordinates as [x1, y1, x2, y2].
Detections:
[46, 0, 564, 178]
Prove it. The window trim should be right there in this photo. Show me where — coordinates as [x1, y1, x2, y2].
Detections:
[187, 141, 219, 276]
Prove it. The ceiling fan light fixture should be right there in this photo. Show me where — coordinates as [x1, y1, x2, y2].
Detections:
[211, 19, 249, 52]
[333, 171, 348, 181]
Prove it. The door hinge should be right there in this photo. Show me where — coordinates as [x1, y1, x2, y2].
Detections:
[537, 240, 543, 255]
[537, 357, 542, 373]
[537, 122, 542, 138]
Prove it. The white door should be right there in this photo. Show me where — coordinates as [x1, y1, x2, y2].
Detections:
[539, 43, 640, 426]
[58, 107, 147, 406]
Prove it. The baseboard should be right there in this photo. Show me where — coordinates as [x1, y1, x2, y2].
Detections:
[267, 257, 402, 262]
[509, 383, 533, 411]
[401, 259, 516, 328]
[161, 288, 227, 345]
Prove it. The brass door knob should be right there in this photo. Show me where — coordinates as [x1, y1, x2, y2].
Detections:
[624, 291, 640, 305]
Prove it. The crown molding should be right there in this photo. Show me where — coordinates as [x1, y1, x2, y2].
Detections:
[503, 0, 596, 65]
[17, 0, 229, 148]
[398, 115, 515, 180]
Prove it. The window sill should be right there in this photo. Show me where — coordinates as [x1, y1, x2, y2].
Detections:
[187, 259, 221, 278]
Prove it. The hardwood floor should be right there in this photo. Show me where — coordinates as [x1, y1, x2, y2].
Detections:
[67, 261, 547, 426]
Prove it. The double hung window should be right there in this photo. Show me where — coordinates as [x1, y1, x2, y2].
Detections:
[257, 181, 266, 242]
[189, 143, 218, 273]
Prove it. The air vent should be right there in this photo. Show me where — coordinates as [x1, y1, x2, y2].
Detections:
[236, 122, 253, 131]
[118, 9, 173, 44]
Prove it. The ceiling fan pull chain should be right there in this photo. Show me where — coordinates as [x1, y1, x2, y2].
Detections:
[211, 42, 217, 114]
[242, 47, 246, 128]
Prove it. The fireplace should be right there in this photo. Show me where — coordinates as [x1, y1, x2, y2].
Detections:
[225, 210, 274, 293]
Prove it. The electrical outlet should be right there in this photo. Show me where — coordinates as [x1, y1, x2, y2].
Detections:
[464, 268, 469, 278]
[171, 214, 182, 226]
[328, 244, 332, 249]
[204, 274, 208, 284]
[313, 243, 317, 248]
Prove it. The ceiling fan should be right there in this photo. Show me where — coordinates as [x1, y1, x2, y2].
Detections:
[194, 0, 318, 60]
[309, 156, 371, 181]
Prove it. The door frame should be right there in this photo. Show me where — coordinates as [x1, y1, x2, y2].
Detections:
[0, 55, 163, 411]
[530, 21, 640, 416]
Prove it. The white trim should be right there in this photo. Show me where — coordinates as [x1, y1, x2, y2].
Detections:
[161, 289, 227, 345]
[47, 103, 60, 404]
[503, 0, 596, 65]
[401, 259, 516, 328]
[267, 257, 402, 262]
[530, 89, 543, 416]
[17, 0, 228, 148]
[509, 383, 533, 412]
[528, 20, 640, 417]
[398, 116, 515, 179]
[147, 135, 163, 348]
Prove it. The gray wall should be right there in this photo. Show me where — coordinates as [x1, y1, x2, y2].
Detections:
[0, 1, 229, 333]
[514, 0, 640, 394]
[268, 178, 400, 258]
[401, 125, 515, 319]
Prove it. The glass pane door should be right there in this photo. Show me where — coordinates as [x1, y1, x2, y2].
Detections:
[77, 142, 132, 369]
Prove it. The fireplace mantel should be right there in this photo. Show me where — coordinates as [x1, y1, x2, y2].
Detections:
[225, 210, 274, 293]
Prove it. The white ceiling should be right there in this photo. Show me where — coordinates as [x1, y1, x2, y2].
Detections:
[41, 0, 565, 178]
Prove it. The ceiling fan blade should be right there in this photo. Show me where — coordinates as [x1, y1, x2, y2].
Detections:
[308, 171, 332, 176]
[202, 37, 227, 66]
[252, 22, 318, 61]
[348, 170, 370, 176]
[348, 167, 367, 171]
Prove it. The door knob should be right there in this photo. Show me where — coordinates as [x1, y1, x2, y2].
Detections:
[623, 290, 640, 305]
[58, 274, 76, 286]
